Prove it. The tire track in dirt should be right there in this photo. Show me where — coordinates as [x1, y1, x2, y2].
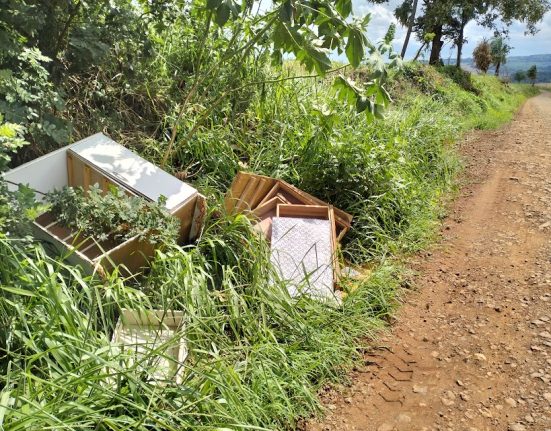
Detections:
[305, 91, 551, 431]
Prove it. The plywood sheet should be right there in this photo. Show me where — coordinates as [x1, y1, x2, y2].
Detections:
[270, 217, 335, 300]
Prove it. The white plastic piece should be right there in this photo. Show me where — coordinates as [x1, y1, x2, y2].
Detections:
[112, 309, 187, 384]
[270, 217, 336, 301]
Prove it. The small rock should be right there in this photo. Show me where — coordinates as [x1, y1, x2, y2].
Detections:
[441, 397, 455, 406]
[377, 423, 395, 431]
[543, 393, 551, 403]
[413, 385, 428, 395]
[508, 423, 526, 431]
[505, 397, 517, 408]
[474, 353, 487, 361]
[397, 413, 411, 424]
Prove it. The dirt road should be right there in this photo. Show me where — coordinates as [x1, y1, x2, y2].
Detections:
[307, 92, 551, 431]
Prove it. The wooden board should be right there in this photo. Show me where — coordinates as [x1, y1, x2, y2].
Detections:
[276, 204, 330, 219]
[251, 196, 286, 240]
[225, 172, 277, 213]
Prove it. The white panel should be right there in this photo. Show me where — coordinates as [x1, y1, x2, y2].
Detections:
[2, 145, 69, 201]
[69, 133, 197, 211]
[270, 217, 335, 301]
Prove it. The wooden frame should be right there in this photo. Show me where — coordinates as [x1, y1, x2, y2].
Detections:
[225, 172, 353, 240]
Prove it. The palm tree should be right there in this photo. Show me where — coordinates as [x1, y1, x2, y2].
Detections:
[490, 36, 511, 77]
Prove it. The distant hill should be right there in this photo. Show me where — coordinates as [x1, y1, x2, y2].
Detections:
[462, 53, 551, 83]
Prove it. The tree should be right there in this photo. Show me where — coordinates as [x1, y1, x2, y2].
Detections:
[395, 0, 419, 58]
[490, 36, 511, 76]
[390, 0, 550, 65]
[513, 70, 526, 82]
[472, 39, 492, 73]
[527, 65, 538, 85]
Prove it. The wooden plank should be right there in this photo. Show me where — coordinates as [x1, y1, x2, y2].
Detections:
[248, 177, 267, 209]
[224, 171, 249, 213]
[96, 234, 156, 276]
[83, 164, 91, 192]
[258, 183, 280, 206]
[70, 156, 85, 189]
[328, 207, 340, 284]
[235, 176, 258, 212]
[253, 196, 285, 219]
[189, 193, 207, 242]
[66, 153, 74, 187]
[276, 204, 330, 219]
[171, 195, 198, 244]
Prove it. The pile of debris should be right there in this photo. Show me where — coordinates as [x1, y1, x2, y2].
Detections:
[225, 172, 353, 301]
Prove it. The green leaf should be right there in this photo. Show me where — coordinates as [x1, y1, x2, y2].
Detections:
[206, 0, 223, 9]
[345, 28, 365, 68]
[0, 286, 36, 297]
[215, 2, 231, 26]
[280, 0, 294, 22]
[335, 0, 352, 17]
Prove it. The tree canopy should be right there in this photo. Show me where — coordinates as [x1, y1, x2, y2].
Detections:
[390, 0, 550, 65]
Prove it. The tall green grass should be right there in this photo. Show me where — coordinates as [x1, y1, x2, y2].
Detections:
[0, 64, 537, 430]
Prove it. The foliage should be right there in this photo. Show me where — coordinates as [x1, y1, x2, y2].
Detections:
[513, 70, 527, 82]
[0, 62, 537, 429]
[45, 185, 180, 245]
[389, 0, 550, 64]
[527, 64, 538, 85]
[473, 39, 492, 73]
[490, 35, 511, 76]
[0, 115, 37, 235]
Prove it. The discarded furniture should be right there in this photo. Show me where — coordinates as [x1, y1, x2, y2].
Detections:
[4, 133, 206, 275]
[225, 171, 352, 241]
[226, 171, 352, 298]
[112, 309, 187, 384]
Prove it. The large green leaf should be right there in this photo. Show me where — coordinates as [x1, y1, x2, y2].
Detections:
[345, 28, 365, 68]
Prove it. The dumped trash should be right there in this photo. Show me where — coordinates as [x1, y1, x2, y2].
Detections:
[3, 133, 206, 275]
[226, 172, 353, 300]
[112, 309, 187, 384]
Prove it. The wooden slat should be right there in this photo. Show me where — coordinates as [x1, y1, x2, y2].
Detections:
[276, 204, 329, 219]
[235, 176, 258, 212]
[224, 171, 250, 213]
[66, 153, 74, 187]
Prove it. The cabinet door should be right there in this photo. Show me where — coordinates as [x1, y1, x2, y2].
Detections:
[68, 133, 197, 211]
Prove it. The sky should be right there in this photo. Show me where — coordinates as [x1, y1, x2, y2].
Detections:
[354, 0, 551, 60]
